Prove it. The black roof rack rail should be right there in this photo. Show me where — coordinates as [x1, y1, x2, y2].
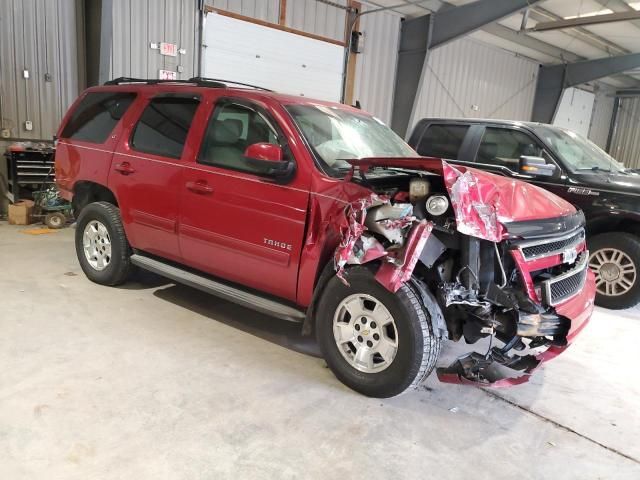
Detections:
[103, 77, 196, 86]
[104, 77, 272, 91]
[188, 77, 272, 91]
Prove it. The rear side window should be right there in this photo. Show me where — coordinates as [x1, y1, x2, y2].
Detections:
[416, 124, 469, 160]
[61, 92, 136, 143]
[131, 96, 200, 159]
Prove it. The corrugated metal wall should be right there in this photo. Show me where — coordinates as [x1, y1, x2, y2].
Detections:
[109, 0, 198, 80]
[205, 0, 280, 24]
[610, 96, 640, 169]
[0, 0, 83, 140]
[353, 8, 401, 125]
[412, 38, 538, 129]
[587, 86, 615, 150]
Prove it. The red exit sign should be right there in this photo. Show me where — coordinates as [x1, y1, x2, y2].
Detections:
[160, 42, 177, 57]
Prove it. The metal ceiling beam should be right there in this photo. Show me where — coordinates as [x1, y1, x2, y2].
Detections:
[532, 53, 640, 123]
[390, 0, 542, 136]
[528, 11, 640, 32]
[592, 0, 640, 32]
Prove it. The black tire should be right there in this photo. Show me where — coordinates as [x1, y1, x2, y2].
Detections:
[316, 266, 441, 398]
[44, 212, 66, 229]
[75, 202, 132, 286]
[588, 232, 640, 310]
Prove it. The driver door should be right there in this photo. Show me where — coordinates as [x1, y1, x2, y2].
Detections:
[472, 126, 567, 198]
[178, 98, 309, 302]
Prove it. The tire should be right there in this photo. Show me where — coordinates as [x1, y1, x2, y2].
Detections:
[588, 232, 640, 310]
[75, 202, 132, 286]
[316, 266, 441, 398]
[44, 212, 66, 229]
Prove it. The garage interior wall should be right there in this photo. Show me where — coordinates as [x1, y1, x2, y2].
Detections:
[609, 96, 640, 170]
[353, 7, 401, 125]
[587, 85, 615, 150]
[109, 0, 198, 80]
[0, 0, 83, 141]
[412, 38, 538, 130]
[0, 0, 83, 214]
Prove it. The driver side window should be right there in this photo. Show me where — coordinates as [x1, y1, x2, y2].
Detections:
[199, 102, 280, 174]
[477, 127, 546, 171]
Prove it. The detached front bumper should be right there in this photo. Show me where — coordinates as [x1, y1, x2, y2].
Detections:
[437, 264, 596, 387]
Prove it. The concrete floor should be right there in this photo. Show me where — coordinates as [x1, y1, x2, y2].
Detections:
[1, 222, 639, 480]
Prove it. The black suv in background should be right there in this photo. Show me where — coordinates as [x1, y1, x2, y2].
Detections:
[408, 119, 640, 310]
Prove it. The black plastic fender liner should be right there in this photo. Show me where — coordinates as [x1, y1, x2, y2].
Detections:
[408, 277, 449, 340]
[303, 261, 340, 336]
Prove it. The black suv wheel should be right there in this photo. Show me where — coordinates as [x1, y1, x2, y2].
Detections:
[75, 202, 133, 286]
[316, 266, 441, 398]
[588, 233, 640, 310]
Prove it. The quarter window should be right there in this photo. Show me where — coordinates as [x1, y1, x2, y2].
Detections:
[199, 102, 282, 174]
[477, 128, 545, 170]
[416, 124, 469, 160]
[131, 96, 200, 159]
[61, 92, 136, 143]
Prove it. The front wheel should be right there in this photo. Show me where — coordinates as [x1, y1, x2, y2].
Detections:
[316, 267, 441, 398]
[588, 233, 640, 310]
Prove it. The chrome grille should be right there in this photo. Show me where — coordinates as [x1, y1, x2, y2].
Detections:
[540, 252, 589, 306]
[519, 228, 585, 261]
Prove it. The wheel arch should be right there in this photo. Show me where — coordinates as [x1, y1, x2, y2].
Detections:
[586, 214, 640, 238]
[72, 181, 118, 217]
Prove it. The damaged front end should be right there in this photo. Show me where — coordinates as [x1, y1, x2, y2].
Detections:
[332, 158, 594, 386]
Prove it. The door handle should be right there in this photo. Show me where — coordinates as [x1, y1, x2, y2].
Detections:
[114, 162, 136, 175]
[186, 180, 214, 194]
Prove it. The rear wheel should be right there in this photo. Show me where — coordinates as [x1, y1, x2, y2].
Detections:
[75, 202, 132, 286]
[588, 233, 640, 310]
[316, 266, 441, 398]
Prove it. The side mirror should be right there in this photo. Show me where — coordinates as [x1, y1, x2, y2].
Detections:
[519, 156, 557, 177]
[244, 142, 283, 162]
[244, 143, 295, 183]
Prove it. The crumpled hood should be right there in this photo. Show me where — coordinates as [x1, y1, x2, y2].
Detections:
[347, 157, 576, 242]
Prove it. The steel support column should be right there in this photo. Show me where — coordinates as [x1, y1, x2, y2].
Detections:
[390, 0, 541, 137]
[532, 53, 640, 123]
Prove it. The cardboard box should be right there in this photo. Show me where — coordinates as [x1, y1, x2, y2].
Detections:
[8, 200, 35, 225]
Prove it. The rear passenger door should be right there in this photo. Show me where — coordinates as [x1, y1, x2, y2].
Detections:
[109, 93, 201, 263]
[414, 123, 478, 164]
[179, 97, 309, 302]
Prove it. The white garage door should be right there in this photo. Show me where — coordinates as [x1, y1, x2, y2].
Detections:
[201, 12, 345, 102]
[552, 87, 595, 138]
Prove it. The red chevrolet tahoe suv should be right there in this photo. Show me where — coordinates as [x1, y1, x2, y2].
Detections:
[55, 78, 596, 397]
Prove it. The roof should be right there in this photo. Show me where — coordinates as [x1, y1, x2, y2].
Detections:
[416, 117, 548, 128]
[364, 0, 640, 89]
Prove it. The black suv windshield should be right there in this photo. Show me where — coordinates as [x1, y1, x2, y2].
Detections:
[533, 125, 626, 174]
[285, 104, 416, 177]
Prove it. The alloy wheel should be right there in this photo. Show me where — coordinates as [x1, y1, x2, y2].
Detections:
[589, 248, 637, 297]
[333, 293, 399, 373]
[82, 220, 112, 271]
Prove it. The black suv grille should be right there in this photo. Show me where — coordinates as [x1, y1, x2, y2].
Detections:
[540, 252, 589, 306]
[520, 229, 585, 260]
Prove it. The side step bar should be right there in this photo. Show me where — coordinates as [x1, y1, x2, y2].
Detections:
[130, 254, 306, 323]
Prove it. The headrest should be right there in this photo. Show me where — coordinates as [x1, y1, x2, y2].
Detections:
[213, 119, 243, 144]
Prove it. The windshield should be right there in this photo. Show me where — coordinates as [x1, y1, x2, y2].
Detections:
[533, 125, 626, 174]
[285, 104, 417, 176]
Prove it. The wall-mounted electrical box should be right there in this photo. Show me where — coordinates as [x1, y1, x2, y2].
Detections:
[24, 121, 33, 131]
